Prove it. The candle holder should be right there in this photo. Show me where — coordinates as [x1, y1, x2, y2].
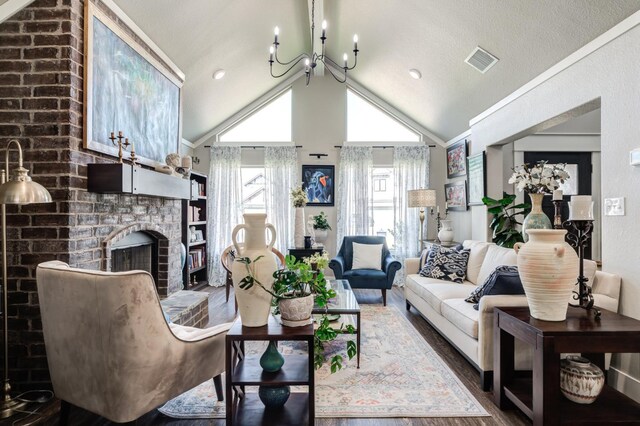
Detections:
[553, 199, 564, 229]
[429, 206, 449, 244]
[109, 131, 131, 164]
[563, 219, 600, 319]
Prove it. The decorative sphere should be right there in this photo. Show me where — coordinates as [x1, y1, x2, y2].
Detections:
[165, 153, 181, 168]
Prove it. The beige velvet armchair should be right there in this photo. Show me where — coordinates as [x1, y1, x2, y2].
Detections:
[36, 261, 232, 424]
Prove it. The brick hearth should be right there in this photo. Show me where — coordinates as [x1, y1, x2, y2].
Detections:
[0, 0, 186, 391]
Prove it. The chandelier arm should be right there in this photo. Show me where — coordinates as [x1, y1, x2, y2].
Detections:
[318, 57, 347, 83]
[271, 56, 307, 79]
[346, 52, 358, 71]
[274, 49, 309, 66]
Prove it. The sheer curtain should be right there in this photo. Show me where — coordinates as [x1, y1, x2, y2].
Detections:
[393, 145, 429, 283]
[265, 146, 298, 253]
[208, 146, 242, 286]
[337, 146, 373, 245]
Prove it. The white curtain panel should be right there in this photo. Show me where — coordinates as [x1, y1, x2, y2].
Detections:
[393, 145, 430, 284]
[207, 146, 242, 287]
[337, 146, 373, 245]
[265, 146, 298, 253]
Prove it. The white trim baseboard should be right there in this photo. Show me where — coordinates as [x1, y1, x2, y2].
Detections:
[0, 0, 34, 24]
[609, 366, 640, 404]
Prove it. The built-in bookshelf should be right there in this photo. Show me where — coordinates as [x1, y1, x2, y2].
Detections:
[182, 171, 208, 290]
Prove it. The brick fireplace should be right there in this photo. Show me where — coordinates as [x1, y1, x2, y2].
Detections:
[0, 0, 187, 391]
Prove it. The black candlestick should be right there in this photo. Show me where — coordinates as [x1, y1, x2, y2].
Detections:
[563, 219, 600, 319]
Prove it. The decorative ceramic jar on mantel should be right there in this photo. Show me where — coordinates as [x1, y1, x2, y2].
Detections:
[514, 229, 578, 321]
[231, 213, 278, 327]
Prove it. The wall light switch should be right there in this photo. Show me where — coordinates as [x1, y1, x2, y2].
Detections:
[604, 197, 625, 216]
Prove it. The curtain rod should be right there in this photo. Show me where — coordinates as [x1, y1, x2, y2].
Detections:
[333, 144, 436, 148]
[204, 145, 303, 149]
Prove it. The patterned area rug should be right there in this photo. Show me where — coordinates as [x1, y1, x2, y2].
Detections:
[158, 305, 489, 419]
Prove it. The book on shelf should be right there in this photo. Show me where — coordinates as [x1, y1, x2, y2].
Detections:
[188, 247, 206, 270]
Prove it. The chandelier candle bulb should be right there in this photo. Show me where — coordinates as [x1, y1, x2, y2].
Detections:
[343, 53, 348, 67]
[553, 189, 563, 201]
[321, 20, 327, 38]
[353, 34, 358, 50]
[269, 46, 274, 61]
[569, 196, 594, 220]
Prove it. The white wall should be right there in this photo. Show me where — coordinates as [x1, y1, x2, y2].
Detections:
[469, 20, 640, 401]
[192, 75, 445, 258]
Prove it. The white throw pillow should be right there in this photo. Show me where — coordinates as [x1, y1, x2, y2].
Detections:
[351, 243, 383, 270]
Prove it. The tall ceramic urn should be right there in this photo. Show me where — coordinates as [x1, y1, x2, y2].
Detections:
[231, 213, 278, 327]
[514, 229, 579, 321]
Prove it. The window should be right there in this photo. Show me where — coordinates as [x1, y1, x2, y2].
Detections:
[219, 89, 292, 143]
[241, 167, 266, 212]
[370, 167, 396, 248]
[347, 89, 420, 143]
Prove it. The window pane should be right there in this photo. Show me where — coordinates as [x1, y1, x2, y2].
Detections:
[347, 89, 420, 142]
[241, 167, 266, 212]
[370, 167, 396, 248]
[220, 90, 292, 142]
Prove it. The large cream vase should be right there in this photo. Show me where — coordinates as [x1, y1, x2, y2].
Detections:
[231, 213, 278, 327]
[514, 229, 579, 321]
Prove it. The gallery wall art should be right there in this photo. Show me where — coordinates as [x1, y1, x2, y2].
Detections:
[446, 139, 468, 179]
[302, 165, 335, 206]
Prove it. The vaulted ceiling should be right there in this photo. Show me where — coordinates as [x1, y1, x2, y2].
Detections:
[112, 0, 640, 143]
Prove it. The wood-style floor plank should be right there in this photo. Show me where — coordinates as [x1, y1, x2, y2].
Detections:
[42, 287, 530, 426]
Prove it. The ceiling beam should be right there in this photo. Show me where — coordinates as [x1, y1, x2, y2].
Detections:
[308, 0, 324, 76]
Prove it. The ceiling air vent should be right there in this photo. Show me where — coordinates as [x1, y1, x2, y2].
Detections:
[465, 46, 499, 74]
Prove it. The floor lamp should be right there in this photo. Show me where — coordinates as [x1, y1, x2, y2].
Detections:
[0, 140, 52, 418]
[408, 189, 436, 253]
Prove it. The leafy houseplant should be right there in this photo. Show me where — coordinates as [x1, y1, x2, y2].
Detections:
[237, 255, 357, 373]
[482, 192, 531, 248]
[312, 212, 331, 231]
[303, 251, 329, 270]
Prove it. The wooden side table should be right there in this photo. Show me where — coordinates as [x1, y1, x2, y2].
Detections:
[493, 306, 640, 426]
[225, 315, 315, 425]
[288, 247, 324, 262]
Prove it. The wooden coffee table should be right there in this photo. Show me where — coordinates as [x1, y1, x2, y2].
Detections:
[312, 279, 361, 368]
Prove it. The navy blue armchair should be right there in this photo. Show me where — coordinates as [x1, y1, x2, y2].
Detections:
[329, 236, 402, 306]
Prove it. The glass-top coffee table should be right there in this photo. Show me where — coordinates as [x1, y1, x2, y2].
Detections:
[312, 279, 361, 368]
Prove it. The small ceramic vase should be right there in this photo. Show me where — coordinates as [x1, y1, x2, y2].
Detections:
[314, 229, 328, 246]
[258, 385, 290, 409]
[522, 193, 552, 242]
[560, 355, 605, 404]
[259, 341, 285, 373]
[437, 220, 454, 243]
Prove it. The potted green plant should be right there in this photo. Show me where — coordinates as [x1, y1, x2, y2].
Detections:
[312, 211, 331, 246]
[237, 255, 357, 372]
[482, 192, 531, 248]
[303, 250, 329, 271]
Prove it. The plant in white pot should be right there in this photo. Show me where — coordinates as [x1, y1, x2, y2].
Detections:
[312, 211, 331, 247]
[291, 186, 308, 248]
[237, 255, 357, 372]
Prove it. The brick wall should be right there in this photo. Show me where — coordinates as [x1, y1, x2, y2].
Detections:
[0, 0, 184, 391]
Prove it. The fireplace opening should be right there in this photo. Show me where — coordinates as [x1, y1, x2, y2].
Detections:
[111, 231, 158, 285]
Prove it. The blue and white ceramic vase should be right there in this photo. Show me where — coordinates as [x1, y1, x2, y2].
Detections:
[522, 193, 552, 242]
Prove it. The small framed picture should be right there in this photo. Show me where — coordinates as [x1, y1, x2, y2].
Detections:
[194, 230, 204, 241]
[445, 181, 468, 211]
[302, 165, 335, 206]
[446, 139, 468, 179]
[467, 152, 486, 205]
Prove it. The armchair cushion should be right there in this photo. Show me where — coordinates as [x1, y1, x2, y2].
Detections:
[352, 242, 383, 270]
[331, 236, 399, 290]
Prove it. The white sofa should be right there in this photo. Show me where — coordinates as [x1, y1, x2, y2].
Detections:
[404, 240, 621, 390]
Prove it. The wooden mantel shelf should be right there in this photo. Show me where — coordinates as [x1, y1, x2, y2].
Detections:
[88, 163, 191, 200]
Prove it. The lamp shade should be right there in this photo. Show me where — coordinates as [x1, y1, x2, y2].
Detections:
[408, 189, 436, 208]
[0, 167, 52, 205]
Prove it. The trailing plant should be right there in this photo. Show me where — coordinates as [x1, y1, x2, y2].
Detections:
[482, 192, 531, 248]
[291, 186, 308, 208]
[237, 255, 356, 372]
[312, 211, 332, 230]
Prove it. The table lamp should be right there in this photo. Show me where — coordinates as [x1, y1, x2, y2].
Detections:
[0, 140, 52, 418]
[408, 189, 436, 252]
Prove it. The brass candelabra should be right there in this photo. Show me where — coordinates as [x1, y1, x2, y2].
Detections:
[109, 131, 137, 165]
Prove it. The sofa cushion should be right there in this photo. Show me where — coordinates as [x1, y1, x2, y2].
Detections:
[420, 246, 470, 283]
[405, 276, 476, 314]
[476, 245, 518, 286]
[441, 298, 479, 339]
[466, 265, 525, 310]
[462, 240, 492, 285]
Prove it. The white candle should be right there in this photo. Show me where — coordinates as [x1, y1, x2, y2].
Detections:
[181, 155, 192, 169]
[437, 206, 440, 214]
[553, 189, 563, 201]
[569, 195, 594, 220]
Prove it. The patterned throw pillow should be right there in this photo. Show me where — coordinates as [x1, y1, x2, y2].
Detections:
[465, 265, 524, 310]
[419, 246, 470, 283]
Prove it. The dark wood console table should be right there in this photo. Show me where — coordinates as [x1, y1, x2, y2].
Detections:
[493, 306, 640, 426]
[225, 315, 314, 425]
[288, 247, 324, 262]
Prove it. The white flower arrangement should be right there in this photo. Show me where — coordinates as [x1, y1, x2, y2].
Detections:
[290, 186, 308, 208]
[508, 161, 570, 194]
[303, 251, 329, 270]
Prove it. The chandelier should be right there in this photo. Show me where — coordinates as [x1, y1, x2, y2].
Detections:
[268, 0, 359, 85]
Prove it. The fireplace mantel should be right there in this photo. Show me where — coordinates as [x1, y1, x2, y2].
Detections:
[88, 163, 191, 199]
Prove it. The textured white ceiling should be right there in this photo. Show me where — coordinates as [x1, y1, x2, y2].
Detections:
[112, 0, 639, 142]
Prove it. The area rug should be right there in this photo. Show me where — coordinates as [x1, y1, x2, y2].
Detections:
[158, 305, 489, 419]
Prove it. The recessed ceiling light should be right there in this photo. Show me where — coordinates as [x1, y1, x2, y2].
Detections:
[408, 69, 422, 80]
[213, 69, 226, 80]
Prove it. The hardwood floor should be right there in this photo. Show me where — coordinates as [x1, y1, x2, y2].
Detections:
[43, 286, 530, 426]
